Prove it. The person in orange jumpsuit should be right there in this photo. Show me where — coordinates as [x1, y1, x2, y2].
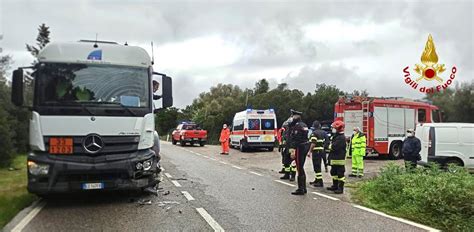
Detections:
[220, 124, 231, 155]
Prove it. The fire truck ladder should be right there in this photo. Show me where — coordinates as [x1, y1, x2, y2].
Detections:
[362, 101, 370, 138]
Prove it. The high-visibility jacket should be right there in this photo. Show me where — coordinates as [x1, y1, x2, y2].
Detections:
[351, 132, 366, 156]
[220, 128, 230, 143]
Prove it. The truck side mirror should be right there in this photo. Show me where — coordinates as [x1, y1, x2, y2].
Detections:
[11, 68, 24, 106]
[161, 75, 173, 108]
[152, 72, 173, 111]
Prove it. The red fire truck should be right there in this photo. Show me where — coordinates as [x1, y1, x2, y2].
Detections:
[334, 96, 440, 159]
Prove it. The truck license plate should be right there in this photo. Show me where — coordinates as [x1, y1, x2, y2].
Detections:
[82, 183, 104, 190]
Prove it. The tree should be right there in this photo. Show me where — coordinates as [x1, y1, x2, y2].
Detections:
[425, 81, 473, 123]
[0, 55, 14, 167]
[254, 79, 269, 95]
[25, 23, 51, 59]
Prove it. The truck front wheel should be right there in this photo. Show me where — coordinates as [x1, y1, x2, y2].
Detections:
[172, 138, 177, 145]
[389, 141, 403, 160]
[199, 142, 205, 147]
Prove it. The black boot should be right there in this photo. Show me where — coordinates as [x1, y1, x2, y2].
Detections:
[278, 167, 285, 174]
[334, 181, 344, 194]
[291, 176, 307, 195]
[326, 179, 338, 191]
[280, 172, 290, 180]
[309, 179, 317, 185]
[313, 179, 323, 187]
[289, 171, 296, 181]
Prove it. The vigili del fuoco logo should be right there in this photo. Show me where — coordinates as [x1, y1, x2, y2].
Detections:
[403, 34, 457, 94]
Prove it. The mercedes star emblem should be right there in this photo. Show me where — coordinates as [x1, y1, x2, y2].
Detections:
[82, 134, 104, 154]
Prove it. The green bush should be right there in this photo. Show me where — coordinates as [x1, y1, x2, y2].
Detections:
[353, 163, 474, 232]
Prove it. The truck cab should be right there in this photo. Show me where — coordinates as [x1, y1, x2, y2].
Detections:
[11, 40, 173, 195]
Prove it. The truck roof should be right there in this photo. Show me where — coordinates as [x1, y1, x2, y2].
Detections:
[37, 41, 152, 68]
[417, 123, 474, 127]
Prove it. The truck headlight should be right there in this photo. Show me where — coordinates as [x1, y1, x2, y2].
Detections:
[136, 162, 143, 170]
[28, 161, 49, 175]
[143, 160, 152, 171]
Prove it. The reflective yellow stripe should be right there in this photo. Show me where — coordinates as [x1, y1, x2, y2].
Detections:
[330, 160, 345, 165]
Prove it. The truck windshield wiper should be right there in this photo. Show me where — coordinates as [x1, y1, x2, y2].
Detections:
[79, 101, 137, 116]
[44, 101, 95, 115]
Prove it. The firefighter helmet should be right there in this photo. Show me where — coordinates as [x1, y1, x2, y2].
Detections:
[331, 120, 345, 132]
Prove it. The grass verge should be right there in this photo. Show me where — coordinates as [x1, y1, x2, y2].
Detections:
[351, 163, 474, 232]
[0, 154, 37, 228]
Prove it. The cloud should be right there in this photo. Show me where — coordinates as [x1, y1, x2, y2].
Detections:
[1, 0, 472, 108]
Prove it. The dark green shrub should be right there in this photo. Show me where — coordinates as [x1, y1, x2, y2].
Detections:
[353, 163, 474, 232]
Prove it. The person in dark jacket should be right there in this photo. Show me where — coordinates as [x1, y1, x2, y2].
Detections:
[326, 120, 347, 194]
[402, 129, 421, 171]
[288, 110, 309, 195]
[307, 120, 329, 187]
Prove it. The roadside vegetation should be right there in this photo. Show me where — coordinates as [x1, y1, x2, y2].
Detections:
[0, 155, 37, 228]
[352, 163, 474, 232]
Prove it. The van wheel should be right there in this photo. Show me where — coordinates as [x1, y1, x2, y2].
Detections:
[240, 143, 247, 152]
[172, 139, 177, 145]
[446, 159, 463, 167]
[389, 142, 403, 160]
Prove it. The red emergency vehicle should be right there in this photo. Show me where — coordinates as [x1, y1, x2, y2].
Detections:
[334, 96, 440, 159]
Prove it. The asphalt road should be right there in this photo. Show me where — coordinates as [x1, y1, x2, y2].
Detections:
[6, 142, 433, 232]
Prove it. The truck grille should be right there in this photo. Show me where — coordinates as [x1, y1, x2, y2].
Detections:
[44, 135, 140, 155]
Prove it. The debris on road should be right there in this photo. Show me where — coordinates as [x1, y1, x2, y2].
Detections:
[143, 186, 159, 196]
[137, 199, 152, 206]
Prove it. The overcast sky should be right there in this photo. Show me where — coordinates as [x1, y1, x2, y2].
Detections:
[1, 0, 473, 108]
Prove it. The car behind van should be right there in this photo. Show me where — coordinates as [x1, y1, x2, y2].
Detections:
[416, 123, 474, 172]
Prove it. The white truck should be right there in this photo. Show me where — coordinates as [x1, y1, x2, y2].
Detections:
[11, 40, 173, 195]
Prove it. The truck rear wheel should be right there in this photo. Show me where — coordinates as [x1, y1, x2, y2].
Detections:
[172, 139, 177, 145]
[389, 141, 403, 160]
[199, 142, 205, 147]
[268, 147, 274, 152]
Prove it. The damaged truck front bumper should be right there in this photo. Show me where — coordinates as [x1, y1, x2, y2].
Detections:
[27, 149, 160, 195]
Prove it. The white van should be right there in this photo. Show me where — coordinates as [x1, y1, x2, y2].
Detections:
[230, 109, 277, 152]
[416, 123, 474, 172]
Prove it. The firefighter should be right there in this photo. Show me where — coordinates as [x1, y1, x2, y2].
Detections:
[307, 120, 329, 187]
[349, 127, 366, 178]
[288, 110, 309, 195]
[402, 129, 421, 171]
[280, 118, 296, 181]
[219, 124, 230, 155]
[326, 120, 347, 194]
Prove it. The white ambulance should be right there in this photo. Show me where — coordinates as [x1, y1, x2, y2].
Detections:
[230, 109, 277, 152]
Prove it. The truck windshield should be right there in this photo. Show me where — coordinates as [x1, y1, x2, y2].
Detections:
[36, 63, 150, 109]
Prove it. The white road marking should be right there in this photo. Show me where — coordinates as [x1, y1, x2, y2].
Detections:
[231, 165, 243, 170]
[274, 180, 296, 187]
[249, 171, 263, 176]
[181, 191, 195, 201]
[203, 156, 210, 159]
[164, 173, 172, 178]
[196, 208, 225, 232]
[352, 205, 440, 232]
[11, 201, 46, 232]
[311, 192, 340, 201]
[171, 180, 182, 187]
[219, 161, 228, 165]
[161, 167, 165, 172]
[313, 197, 318, 200]
[209, 157, 217, 161]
